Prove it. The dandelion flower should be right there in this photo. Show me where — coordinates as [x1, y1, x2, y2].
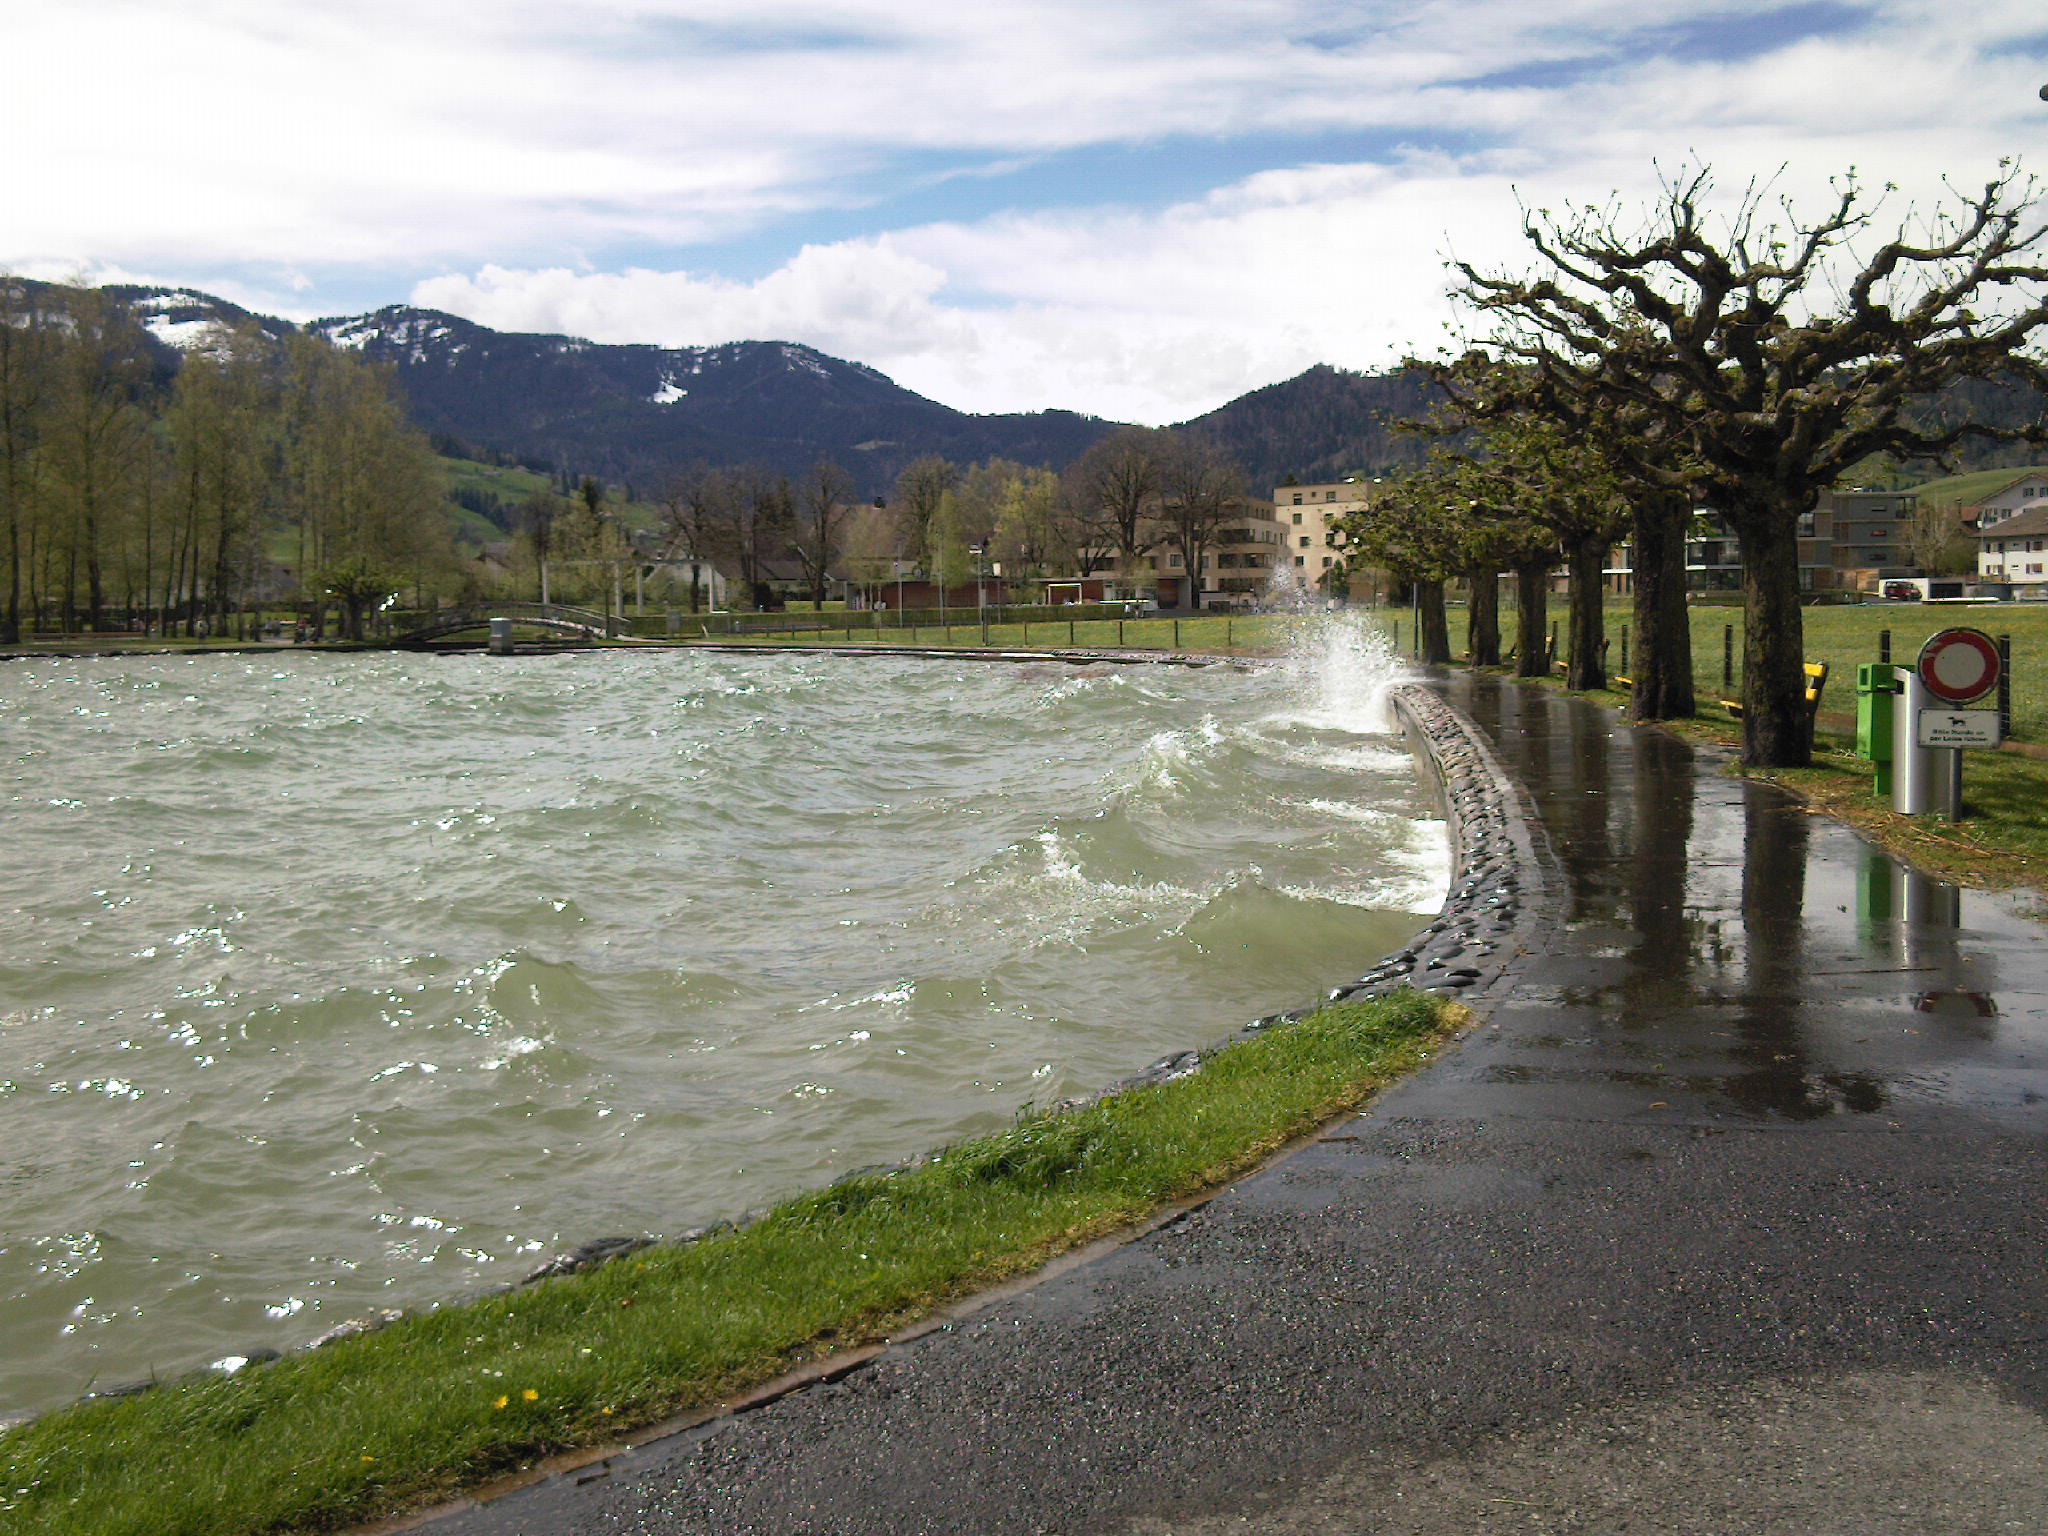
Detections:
[522, 1389, 539, 1402]
[492, 1395, 509, 1410]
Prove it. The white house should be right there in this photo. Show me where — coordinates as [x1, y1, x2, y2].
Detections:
[1969, 470, 2048, 529]
[1978, 503, 2048, 596]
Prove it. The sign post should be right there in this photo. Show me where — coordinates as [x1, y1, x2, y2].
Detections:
[1900, 628, 2004, 821]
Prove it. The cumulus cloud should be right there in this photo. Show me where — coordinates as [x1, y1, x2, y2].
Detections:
[10, 0, 2047, 421]
[403, 6, 2048, 423]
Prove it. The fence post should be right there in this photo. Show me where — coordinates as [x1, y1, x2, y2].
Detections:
[1879, 628, 1891, 666]
[1118, 619, 1124, 646]
[1722, 625, 1734, 688]
[1999, 635, 2012, 739]
[1619, 625, 1629, 676]
[1173, 618, 1180, 650]
[1069, 617, 1076, 646]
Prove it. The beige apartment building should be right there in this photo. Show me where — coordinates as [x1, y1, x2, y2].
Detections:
[1140, 496, 1286, 608]
[1275, 479, 1371, 589]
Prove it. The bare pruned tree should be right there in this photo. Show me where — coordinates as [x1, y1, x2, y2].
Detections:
[793, 457, 854, 610]
[1065, 425, 1164, 592]
[1453, 164, 2048, 764]
[1152, 432, 1247, 611]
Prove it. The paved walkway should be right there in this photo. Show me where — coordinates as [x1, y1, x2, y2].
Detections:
[431, 676, 2048, 1535]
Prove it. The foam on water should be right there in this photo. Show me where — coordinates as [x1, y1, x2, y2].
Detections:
[0, 643, 1446, 1413]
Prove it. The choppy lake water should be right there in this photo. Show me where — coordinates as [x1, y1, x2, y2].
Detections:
[0, 624, 1443, 1413]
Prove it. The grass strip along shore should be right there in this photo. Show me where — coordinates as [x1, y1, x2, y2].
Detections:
[0, 992, 1455, 1536]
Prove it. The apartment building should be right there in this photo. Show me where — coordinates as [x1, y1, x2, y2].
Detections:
[1274, 479, 1371, 588]
[1142, 496, 1286, 608]
[1640, 488, 1916, 593]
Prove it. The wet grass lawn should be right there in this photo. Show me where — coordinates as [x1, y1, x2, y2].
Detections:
[0, 994, 1454, 1536]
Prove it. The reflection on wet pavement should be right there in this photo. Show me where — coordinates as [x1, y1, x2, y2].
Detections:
[1438, 675, 2047, 1129]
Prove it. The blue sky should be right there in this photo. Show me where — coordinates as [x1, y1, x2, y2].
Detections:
[5, 0, 2046, 422]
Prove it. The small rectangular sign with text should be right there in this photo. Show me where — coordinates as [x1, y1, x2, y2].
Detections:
[1917, 710, 2004, 749]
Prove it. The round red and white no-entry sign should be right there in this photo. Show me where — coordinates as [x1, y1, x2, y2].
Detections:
[1917, 627, 2002, 705]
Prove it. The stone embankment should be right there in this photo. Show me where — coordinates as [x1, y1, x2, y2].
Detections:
[1059, 679, 1548, 1102]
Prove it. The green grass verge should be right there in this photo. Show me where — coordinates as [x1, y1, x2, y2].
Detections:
[0, 992, 1455, 1536]
[1666, 602, 2048, 743]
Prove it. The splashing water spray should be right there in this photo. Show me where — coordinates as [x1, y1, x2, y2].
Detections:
[1258, 566, 1408, 733]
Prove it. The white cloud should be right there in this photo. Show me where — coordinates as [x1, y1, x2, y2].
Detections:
[9, 1, 2047, 423]
[404, 10, 2048, 424]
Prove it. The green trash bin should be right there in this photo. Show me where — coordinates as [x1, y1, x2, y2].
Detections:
[1856, 662, 1896, 795]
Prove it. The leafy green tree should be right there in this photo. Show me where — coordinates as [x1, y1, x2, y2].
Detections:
[925, 488, 974, 602]
[165, 324, 277, 637]
[0, 276, 52, 642]
[989, 466, 1063, 578]
[281, 335, 451, 635]
[1426, 349, 1698, 717]
[1335, 471, 1470, 663]
[40, 286, 153, 630]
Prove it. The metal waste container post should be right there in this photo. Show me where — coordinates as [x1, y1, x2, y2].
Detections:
[1855, 663, 1896, 797]
[488, 617, 515, 655]
[1891, 665, 1940, 815]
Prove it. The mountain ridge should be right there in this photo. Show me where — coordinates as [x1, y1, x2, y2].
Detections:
[93, 283, 1442, 493]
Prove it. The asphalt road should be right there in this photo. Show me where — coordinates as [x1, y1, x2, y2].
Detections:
[424, 676, 2048, 1536]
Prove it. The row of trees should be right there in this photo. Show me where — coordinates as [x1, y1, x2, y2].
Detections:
[1335, 165, 2048, 765]
[650, 426, 1254, 612]
[0, 280, 453, 641]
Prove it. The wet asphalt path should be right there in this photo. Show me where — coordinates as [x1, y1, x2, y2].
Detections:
[430, 676, 2048, 1535]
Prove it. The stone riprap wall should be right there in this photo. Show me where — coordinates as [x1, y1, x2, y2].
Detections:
[1064, 680, 1552, 1107]
[1335, 682, 1555, 1006]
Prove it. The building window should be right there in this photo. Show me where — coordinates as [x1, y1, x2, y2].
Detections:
[1294, 556, 1305, 567]
[1291, 493, 1302, 504]
[1325, 490, 1336, 501]
[1321, 556, 1333, 567]
[1298, 536, 1310, 548]
[2031, 563, 2045, 574]
[1291, 512, 1302, 525]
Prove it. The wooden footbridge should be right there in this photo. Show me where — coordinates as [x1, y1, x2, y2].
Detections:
[391, 602, 634, 646]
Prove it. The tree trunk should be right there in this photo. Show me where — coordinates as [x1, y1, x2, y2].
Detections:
[1417, 579, 1451, 664]
[1563, 532, 1606, 691]
[1514, 563, 1548, 677]
[1628, 493, 1695, 721]
[1465, 566, 1500, 666]
[1733, 510, 1810, 767]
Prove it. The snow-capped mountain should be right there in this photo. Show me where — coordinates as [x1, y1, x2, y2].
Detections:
[301, 304, 1111, 491]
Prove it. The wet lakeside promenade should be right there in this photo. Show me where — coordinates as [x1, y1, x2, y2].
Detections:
[430, 675, 2048, 1536]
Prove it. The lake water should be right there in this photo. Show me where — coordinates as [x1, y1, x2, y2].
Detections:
[0, 622, 1443, 1414]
